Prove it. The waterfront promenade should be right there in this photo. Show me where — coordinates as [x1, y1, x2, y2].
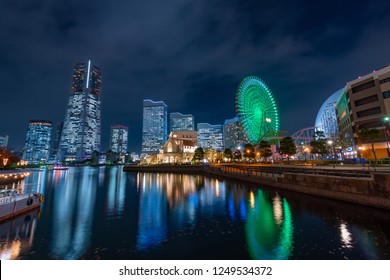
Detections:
[124, 163, 390, 210]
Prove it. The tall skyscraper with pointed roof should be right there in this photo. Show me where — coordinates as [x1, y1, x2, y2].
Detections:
[58, 60, 102, 162]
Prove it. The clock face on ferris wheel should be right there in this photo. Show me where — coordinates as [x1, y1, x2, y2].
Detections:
[236, 76, 279, 144]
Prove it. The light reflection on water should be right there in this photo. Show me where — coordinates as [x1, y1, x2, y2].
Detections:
[50, 167, 97, 259]
[0, 166, 389, 260]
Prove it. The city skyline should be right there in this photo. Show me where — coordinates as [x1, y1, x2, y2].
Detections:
[1, 1, 390, 152]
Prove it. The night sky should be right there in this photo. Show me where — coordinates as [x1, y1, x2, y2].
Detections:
[1, 0, 390, 153]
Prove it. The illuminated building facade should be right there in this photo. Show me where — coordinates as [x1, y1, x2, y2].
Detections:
[49, 122, 63, 161]
[223, 117, 247, 149]
[335, 89, 355, 156]
[58, 61, 102, 162]
[158, 131, 198, 163]
[197, 123, 223, 151]
[345, 65, 390, 158]
[169, 112, 194, 132]
[315, 88, 343, 138]
[110, 125, 128, 154]
[142, 99, 168, 154]
[0, 135, 8, 148]
[22, 120, 52, 164]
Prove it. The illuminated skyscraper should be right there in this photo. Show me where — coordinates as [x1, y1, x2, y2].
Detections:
[142, 99, 167, 154]
[22, 120, 52, 164]
[223, 117, 248, 149]
[315, 89, 343, 138]
[197, 123, 223, 151]
[0, 135, 8, 148]
[169, 112, 194, 132]
[49, 122, 63, 161]
[58, 61, 102, 162]
[110, 125, 128, 154]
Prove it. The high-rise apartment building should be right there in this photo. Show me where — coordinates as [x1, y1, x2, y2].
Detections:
[345, 65, 390, 158]
[197, 123, 223, 151]
[0, 135, 8, 148]
[22, 120, 52, 164]
[142, 99, 168, 154]
[169, 112, 194, 132]
[223, 117, 247, 149]
[110, 125, 128, 154]
[58, 60, 102, 162]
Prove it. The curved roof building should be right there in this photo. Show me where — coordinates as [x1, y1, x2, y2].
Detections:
[315, 88, 344, 138]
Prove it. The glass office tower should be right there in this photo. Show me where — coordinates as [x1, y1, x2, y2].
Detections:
[142, 99, 168, 154]
[197, 123, 223, 151]
[170, 112, 194, 132]
[110, 125, 128, 154]
[58, 60, 102, 162]
[23, 120, 52, 164]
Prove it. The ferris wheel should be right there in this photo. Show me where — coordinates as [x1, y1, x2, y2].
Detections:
[236, 76, 280, 144]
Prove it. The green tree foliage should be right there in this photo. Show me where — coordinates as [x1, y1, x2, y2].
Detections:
[358, 128, 382, 160]
[243, 143, 255, 161]
[279, 137, 296, 161]
[233, 149, 242, 161]
[193, 147, 205, 162]
[310, 130, 328, 158]
[313, 130, 326, 141]
[223, 148, 233, 161]
[258, 140, 273, 159]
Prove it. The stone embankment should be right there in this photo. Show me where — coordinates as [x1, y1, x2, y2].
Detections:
[123, 164, 390, 210]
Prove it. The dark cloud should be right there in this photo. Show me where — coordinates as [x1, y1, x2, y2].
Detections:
[1, 0, 390, 152]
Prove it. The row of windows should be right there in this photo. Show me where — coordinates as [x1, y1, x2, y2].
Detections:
[354, 94, 378, 107]
[359, 121, 384, 130]
[356, 106, 381, 118]
[380, 77, 390, 84]
[339, 116, 351, 131]
[173, 134, 195, 139]
[352, 80, 375, 94]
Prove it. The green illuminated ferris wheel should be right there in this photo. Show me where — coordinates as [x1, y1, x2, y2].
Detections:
[236, 76, 279, 145]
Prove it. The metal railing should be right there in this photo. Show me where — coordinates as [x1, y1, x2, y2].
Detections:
[208, 165, 374, 179]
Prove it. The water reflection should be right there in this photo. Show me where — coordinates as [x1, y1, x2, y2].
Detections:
[0, 209, 39, 260]
[339, 222, 353, 249]
[50, 167, 97, 259]
[1, 168, 389, 259]
[137, 173, 168, 250]
[106, 167, 126, 219]
[245, 191, 293, 259]
[23, 169, 48, 194]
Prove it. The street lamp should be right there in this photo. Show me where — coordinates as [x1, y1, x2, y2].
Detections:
[327, 140, 333, 157]
[327, 140, 335, 168]
[383, 116, 390, 157]
[304, 147, 309, 162]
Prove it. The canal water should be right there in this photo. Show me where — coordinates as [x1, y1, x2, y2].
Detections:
[0, 166, 389, 260]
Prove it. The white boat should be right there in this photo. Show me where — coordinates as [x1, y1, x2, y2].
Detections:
[0, 190, 44, 222]
[53, 164, 69, 170]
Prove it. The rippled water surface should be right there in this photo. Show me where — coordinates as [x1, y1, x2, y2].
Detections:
[1, 166, 389, 260]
